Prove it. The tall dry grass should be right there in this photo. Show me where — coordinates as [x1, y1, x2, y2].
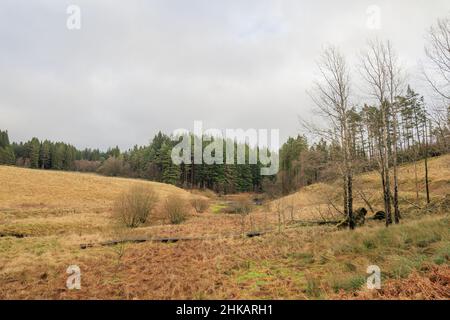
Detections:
[164, 195, 188, 224]
[113, 184, 158, 228]
[190, 198, 209, 213]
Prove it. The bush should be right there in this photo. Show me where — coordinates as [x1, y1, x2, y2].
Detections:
[74, 160, 101, 172]
[233, 197, 253, 215]
[190, 198, 209, 213]
[114, 184, 158, 228]
[97, 156, 129, 177]
[164, 195, 188, 224]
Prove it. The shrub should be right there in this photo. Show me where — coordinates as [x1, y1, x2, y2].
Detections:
[113, 184, 158, 228]
[164, 195, 188, 224]
[98, 156, 129, 177]
[74, 160, 101, 172]
[234, 197, 253, 215]
[190, 198, 209, 213]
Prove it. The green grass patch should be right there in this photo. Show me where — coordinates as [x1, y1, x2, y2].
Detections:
[210, 203, 227, 214]
[331, 275, 366, 293]
[285, 252, 315, 265]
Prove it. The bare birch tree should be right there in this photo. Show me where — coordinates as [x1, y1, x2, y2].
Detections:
[360, 39, 393, 226]
[385, 41, 405, 224]
[424, 17, 450, 102]
[309, 46, 355, 229]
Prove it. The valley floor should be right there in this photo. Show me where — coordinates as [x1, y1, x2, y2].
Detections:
[0, 155, 449, 299]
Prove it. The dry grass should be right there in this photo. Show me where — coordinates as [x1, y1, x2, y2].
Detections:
[190, 198, 210, 213]
[113, 184, 158, 228]
[164, 195, 189, 224]
[336, 264, 450, 300]
[0, 155, 449, 299]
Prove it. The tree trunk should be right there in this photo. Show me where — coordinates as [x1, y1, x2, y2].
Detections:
[424, 120, 431, 204]
[381, 102, 392, 226]
[392, 104, 401, 224]
[347, 173, 354, 229]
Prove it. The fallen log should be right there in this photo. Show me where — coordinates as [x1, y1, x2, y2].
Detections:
[0, 232, 27, 238]
[288, 219, 341, 226]
[80, 230, 269, 249]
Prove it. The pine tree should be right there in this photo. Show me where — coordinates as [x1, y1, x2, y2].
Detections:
[0, 130, 10, 148]
[39, 140, 52, 169]
[0, 130, 15, 165]
[160, 142, 180, 185]
[0, 146, 15, 165]
[51, 143, 65, 170]
[28, 138, 40, 168]
[63, 145, 76, 170]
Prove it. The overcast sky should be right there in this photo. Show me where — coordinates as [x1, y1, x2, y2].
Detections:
[0, 0, 449, 150]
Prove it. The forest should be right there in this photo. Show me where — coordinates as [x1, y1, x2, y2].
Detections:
[1, 17, 449, 230]
[0, 84, 448, 199]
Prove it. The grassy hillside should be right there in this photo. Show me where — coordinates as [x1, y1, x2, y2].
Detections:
[0, 156, 448, 299]
[0, 166, 202, 238]
[271, 154, 450, 221]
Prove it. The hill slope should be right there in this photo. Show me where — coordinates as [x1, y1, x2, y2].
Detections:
[271, 154, 450, 221]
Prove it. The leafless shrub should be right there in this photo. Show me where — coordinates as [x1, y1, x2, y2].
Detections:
[113, 184, 158, 228]
[232, 196, 253, 235]
[262, 179, 283, 199]
[232, 196, 253, 215]
[190, 198, 209, 213]
[164, 195, 188, 224]
[74, 160, 101, 172]
[16, 157, 30, 168]
[274, 199, 286, 233]
[98, 156, 129, 177]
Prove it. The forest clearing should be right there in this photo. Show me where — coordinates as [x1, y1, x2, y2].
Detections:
[0, 154, 448, 299]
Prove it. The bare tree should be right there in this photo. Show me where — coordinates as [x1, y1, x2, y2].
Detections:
[424, 16, 450, 156]
[308, 46, 355, 229]
[424, 17, 450, 101]
[423, 119, 431, 204]
[360, 39, 397, 226]
[385, 41, 405, 224]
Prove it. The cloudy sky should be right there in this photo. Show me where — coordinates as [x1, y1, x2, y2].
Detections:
[0, 0, 449, 150]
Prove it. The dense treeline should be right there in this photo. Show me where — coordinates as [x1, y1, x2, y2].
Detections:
[0, 131, 117, 171]
[0, 130, 267, 193]
[118, 133, 265, 193]
[3, 113, 446, 199]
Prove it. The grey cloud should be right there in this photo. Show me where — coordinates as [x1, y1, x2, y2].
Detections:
[0, 0, 449, 150]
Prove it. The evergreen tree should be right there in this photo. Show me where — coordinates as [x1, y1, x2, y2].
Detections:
[0, 146, 15, 165]
[28, 138, 40, 168]
[160, 142, 180, 185]
[0, 130, 15, 165]
[0, 130, 10, 148]
[63, 145, 76, 170]
[39, 140, 52, 169]
[51, 143, 65, 170]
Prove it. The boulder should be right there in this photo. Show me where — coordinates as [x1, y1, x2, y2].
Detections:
[373, 210, 392, 224]
[336, 207, 368, 229]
